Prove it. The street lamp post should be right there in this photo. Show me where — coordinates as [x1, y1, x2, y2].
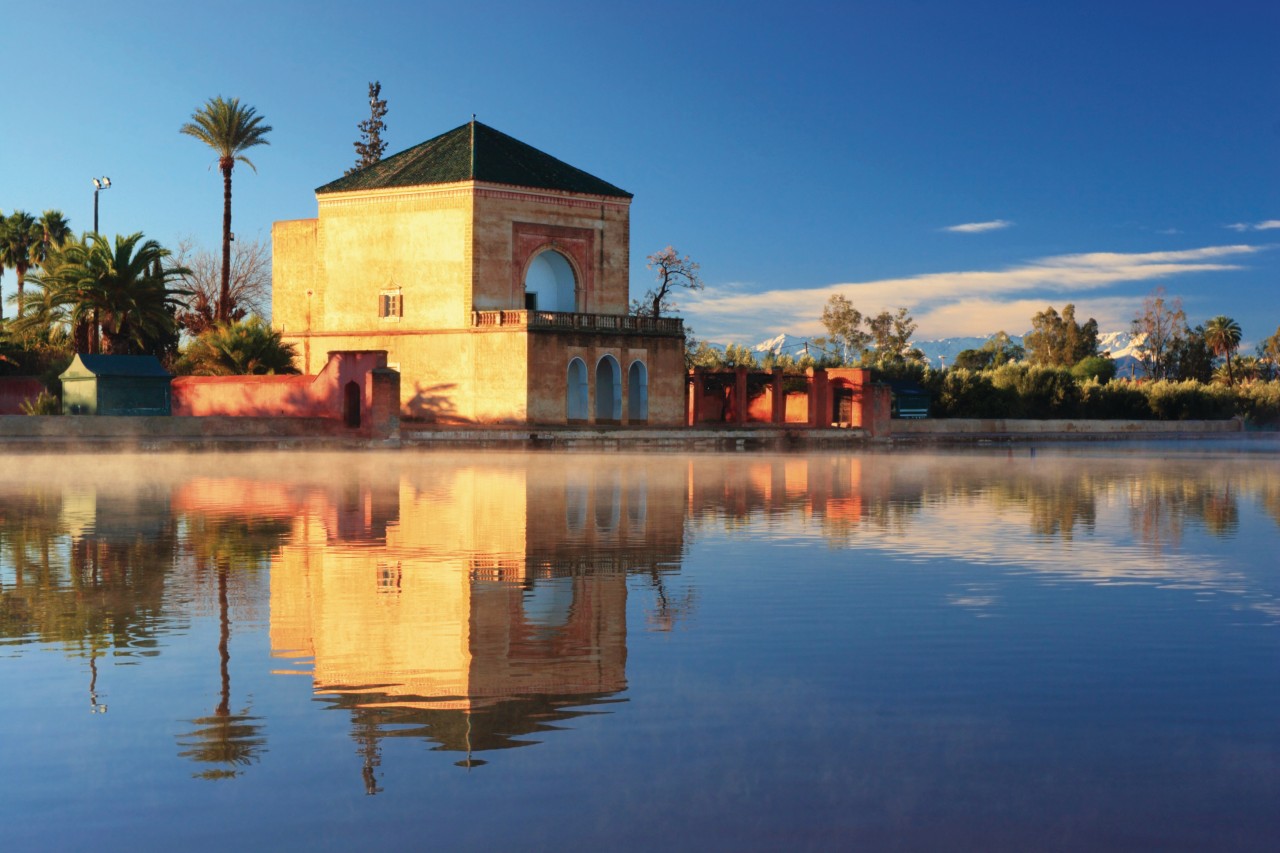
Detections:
[92, 177, 111, 234]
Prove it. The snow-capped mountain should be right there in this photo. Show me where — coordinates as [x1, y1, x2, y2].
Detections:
[912, 336, 1015, 367]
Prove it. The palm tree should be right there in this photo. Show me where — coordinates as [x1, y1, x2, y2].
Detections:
[178, 317, 299, 375]
[0, 211, 44, 318]
[1204, 315, 1243, 386]
[0, 208, 6, 319]
[37, 232, 187, 354]
[180, 97, 272, 324]
[36, 210, 71, 265]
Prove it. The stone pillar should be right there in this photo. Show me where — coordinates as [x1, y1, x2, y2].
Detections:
[688, 369, 703, 425]
[864, 384, 893, 437]
[808, 369, 828, 427]
[368, 367, 401, 441]
[734, 366, 748, 425]
[771, 369, 785, 424]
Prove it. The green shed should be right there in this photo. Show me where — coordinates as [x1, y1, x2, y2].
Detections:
[60, 354, 173, 416]
[886, 379, 931, 419]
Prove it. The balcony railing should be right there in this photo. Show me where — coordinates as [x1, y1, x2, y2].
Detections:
[471, 310, 684, 336]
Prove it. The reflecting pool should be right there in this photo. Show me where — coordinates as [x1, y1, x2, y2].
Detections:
[1, 446, 1278, 850]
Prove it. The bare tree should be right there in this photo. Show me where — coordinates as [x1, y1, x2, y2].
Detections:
[171, 236, 271, 336]
[1131, 288, 1188, 380]
[633, 246, 702, 318]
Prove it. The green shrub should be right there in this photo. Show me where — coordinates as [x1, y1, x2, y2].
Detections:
[990, 364, 1081, 418]
[1071, 355, 1117, 383]
[1078, 379, 1152, 419]
[20, 390, 61, 415]
[1143, 380, 1237, 420]
[1234, 381, 1280, 425]
[870, 359, 930, 385]
[932, 369, 1015, 418]
[176, 318, 300, 376]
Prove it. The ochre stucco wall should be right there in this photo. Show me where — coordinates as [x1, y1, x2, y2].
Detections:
[272, 174, 683, 426]
[278, 330, 529, 423]
[472, 187, 631, 314]
[312, 185, 474, 332]
[272, 219, 320, 338]
[280, 327, 685, 426]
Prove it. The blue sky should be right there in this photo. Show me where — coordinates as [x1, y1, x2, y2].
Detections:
[3, 0, 1277, 346]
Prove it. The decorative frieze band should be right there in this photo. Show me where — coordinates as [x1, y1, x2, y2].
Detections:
[317, 181, 630, 212]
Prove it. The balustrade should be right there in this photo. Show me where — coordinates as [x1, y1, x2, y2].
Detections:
[471, 310, 683, 335]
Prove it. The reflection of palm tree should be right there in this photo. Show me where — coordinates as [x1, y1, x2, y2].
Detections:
[173, 512, 289, 778]
[645, 566, 696, 632]
[355, 717, 384, 795]
[177, 561, 265, 779]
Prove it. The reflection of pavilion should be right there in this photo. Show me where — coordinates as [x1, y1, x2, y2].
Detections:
[268, 459, 686, 784]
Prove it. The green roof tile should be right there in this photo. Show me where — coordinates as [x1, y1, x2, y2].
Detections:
[316, 121, 631, 199]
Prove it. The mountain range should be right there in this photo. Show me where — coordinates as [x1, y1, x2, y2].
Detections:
[748, 331, 1145, 376]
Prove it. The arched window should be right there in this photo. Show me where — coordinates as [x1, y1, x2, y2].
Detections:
[627, 360, 649, 423]
[565, 470, 589, 535]
[595, 355, 621, 422]
[566, 358, 588, 421]
[626, 474, 647, 541]
[522, 577, 575, 638]
[595, 470, 622, 534]
[524, 250, 577, 312]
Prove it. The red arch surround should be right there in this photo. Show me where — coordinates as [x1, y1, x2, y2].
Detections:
[511, 222, 595, 311]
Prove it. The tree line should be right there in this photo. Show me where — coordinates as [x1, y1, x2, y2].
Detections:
[682, 288, 1280, 423]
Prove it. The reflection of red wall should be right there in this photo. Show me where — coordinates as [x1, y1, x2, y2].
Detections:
[0, 378, 44, 414]
[172, 351, 387, 421]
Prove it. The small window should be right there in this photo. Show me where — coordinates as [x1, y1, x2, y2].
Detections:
[379, 290, 403, 319]
[377, 561, 401, 595]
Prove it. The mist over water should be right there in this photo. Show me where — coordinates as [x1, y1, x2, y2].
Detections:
[1, 447, 1277, 850]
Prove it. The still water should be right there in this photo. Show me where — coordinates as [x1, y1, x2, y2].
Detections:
[1, 446, 1277, 851]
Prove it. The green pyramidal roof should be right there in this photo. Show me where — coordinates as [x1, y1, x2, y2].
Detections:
[316, 121, 632, 199]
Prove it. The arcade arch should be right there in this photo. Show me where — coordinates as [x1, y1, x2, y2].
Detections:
[595, 355, 621, 422]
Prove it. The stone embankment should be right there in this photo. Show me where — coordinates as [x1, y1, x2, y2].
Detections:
[889, 418, 1245, 443]
[0, 414, 1261, 452]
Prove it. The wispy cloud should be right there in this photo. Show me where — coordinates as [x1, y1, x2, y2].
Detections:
[1226, 219, 1280, 232]
[943, 219, 1013, 233]
[682, 244, 1262, 342]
